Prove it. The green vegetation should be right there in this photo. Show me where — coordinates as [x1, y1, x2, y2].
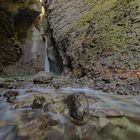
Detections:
[0, 73, 34, 81]
[74, 0, 140, 49]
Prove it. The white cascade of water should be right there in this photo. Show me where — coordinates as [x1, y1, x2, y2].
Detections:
[44, 37, 50, 72]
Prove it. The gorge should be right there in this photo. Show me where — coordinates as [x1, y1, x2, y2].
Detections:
[44, 36, 50, 72]
[0, 0, 140, 140]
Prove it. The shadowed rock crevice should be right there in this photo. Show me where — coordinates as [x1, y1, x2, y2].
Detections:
[45, 18, 63, 74]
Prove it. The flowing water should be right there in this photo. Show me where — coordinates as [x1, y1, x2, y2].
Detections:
[44, 38, 50, 72]
[0, 77, 140, 140]
[0, 1, 139, 139]
[39, 0, 50, 73]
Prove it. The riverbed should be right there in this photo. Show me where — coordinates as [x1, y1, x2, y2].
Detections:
[0, 75, 140, 140]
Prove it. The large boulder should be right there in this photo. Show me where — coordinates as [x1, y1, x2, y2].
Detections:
[33, 71, 53, 84]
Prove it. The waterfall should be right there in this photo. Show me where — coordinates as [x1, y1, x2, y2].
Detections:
[38, 0, 50, 72]
[44, 37, 50, 72]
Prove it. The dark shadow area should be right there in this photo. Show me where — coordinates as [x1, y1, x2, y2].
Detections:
[46, 29, 63, 74]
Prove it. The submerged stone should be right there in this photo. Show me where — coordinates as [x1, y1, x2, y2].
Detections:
[43, 129, 63, 140]
[43, 100, 65, 113]
[32, 96, 46, 109]
[3, 90, 19, 102]
[0, 82, 6, 88]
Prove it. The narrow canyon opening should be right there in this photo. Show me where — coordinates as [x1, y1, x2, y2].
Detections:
[44, 29, 63, 74]
[0, 0, 140, 140]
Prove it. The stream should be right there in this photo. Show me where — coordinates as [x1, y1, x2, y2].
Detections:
[0, 76, 140, 140]
[0, 0, 139, 139]
[44, 37, 50, 72]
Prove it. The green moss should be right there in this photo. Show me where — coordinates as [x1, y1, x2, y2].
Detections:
[73, 0, 140, 49]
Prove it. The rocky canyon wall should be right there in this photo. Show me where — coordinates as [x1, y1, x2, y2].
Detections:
[0, 0, 139, 94]
[46, 0, 140, 94]
[0, 0, 45, 74]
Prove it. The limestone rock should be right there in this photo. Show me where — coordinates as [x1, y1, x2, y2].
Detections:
[33, 71, 53, 84]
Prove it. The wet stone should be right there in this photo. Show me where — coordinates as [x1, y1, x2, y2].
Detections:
[3, 91, 19, 102]
[11, 104, 19, 110]
[43, 100, 53, 112]
[43, 129, 63, 140]
[92, 109, 124, 118]
[65, 94, 83, 121]
[43, 100, 65, 113]
[98, 117, 109, 129]
[0, 79, 8, 88]
[0, 82, 6, 88]
[81, 123, 96, 140]
[33, 71, 53, 84]
[46, 116, 59, 126]
[52, 82, 60, 89]
[32, 96, 46, 109]
[53, 102, 65, 113]
[64, 122, 80, 140]
[65, 92, 89, 124]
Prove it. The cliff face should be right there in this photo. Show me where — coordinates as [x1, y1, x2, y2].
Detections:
[0, 0, 139, 94]
[0, 0, 45, 74]
[47, 0, 140, 94]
